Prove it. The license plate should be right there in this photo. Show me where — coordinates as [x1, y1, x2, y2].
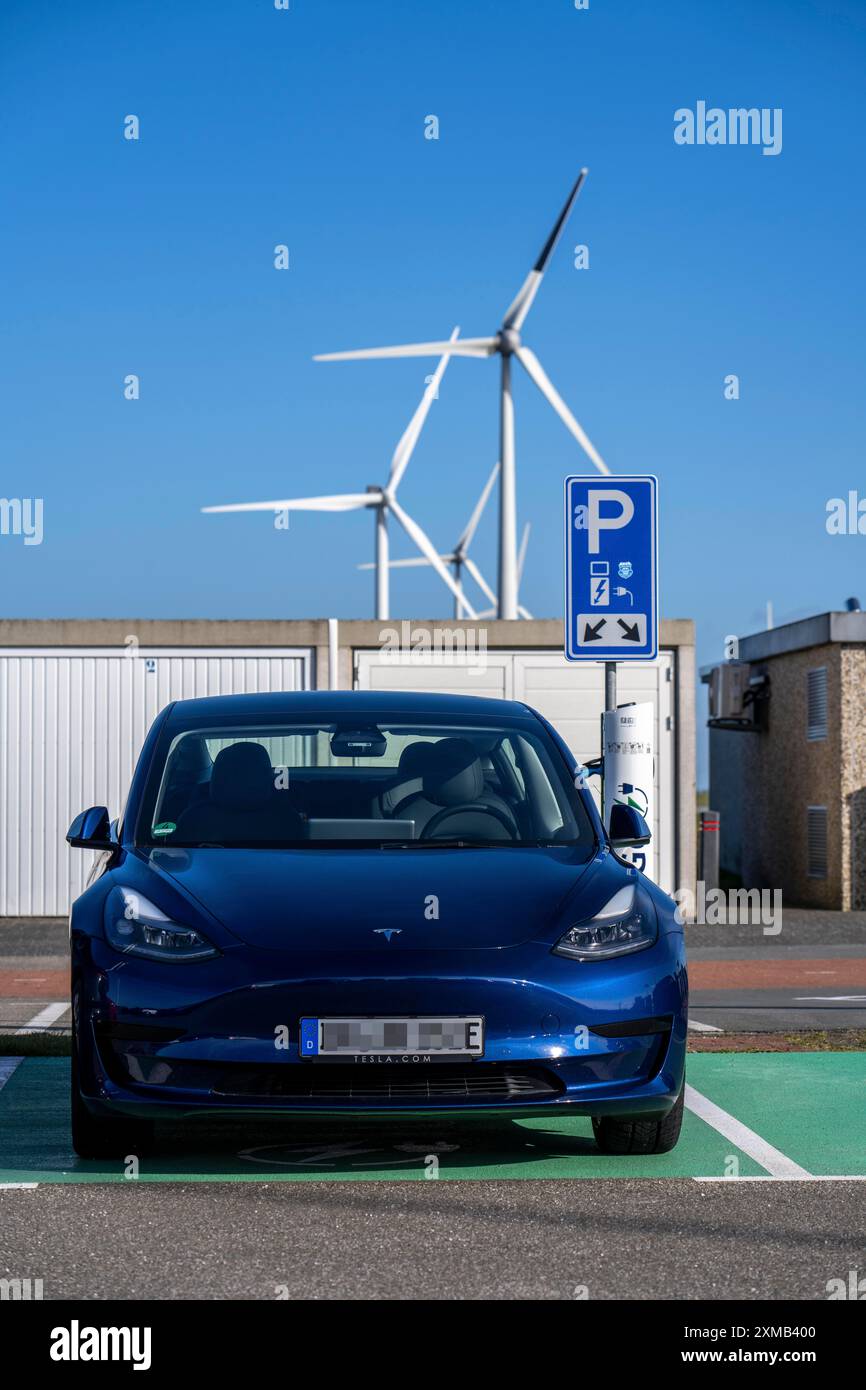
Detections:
[299, 1016, 484, 1059]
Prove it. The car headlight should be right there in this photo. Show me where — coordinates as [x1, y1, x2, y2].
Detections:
[553, 883, 657, 961]
[104, 887, 219, 962]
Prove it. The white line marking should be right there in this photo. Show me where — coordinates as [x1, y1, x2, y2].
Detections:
[793, 995, 866, 1002]
[0, 1057, 25, 1091]
[14, 1002, 67, 1035]
[0, 1060, 39, 1189]
[693, 1175, 866, 1183]
[685, 1083, 811, 1178]
[687, 1018, 723, 1034]
[0, 1062, 35, 1189]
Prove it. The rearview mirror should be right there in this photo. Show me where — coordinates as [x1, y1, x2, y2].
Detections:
[67, 806, 115, 850]
[330, 726, 387, 758]
[609, 804, 651, 849]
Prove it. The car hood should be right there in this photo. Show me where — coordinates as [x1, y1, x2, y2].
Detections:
[139, 844, 609, 951]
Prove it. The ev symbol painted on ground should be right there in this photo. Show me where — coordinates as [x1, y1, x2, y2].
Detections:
[564, 476, 658, 660]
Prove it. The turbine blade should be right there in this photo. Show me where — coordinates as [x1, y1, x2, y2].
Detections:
[456, 462, 500, 555]
[389, 327, 459, 490]
[462, 555, 498, 609]
[517, 604, 534, 620]
[314, 337, 497, 362]
[502, 169, 589, 331]
[515, 346, 609, 475]
[387, 497, 478, 618]
[517, 522, 531, 582]
[202, 492, 378, 514]
[357, 555, 453, 571]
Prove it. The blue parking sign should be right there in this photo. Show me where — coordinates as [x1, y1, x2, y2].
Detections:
[564, 475, 658, 661]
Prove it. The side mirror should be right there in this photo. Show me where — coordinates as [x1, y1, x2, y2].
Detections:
[67, 806, 114, 850]
[609, 803, 651, 849]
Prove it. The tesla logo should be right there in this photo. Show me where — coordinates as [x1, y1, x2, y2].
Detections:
[374, 929, 402, 942]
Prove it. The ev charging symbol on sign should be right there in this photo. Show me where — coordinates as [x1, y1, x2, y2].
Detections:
[564, 475, 658, 661]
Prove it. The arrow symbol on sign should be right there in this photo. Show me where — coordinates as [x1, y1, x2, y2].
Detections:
[617, 619, 641, 642]
[583, 619, 606, 642]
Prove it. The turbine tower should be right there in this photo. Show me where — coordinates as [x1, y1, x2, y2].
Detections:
[476, 521, 533, 621]
[202, 329, 474, 620]
[314, 170, 609, 619]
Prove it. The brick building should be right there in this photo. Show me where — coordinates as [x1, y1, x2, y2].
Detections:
[705, 610, 866, 909]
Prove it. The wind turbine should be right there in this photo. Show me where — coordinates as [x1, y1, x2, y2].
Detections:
[358, 462, 532, 619]
[202, 328, 475, 620]
[314, 169, 609, 619]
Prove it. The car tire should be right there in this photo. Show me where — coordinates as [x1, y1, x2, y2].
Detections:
[592, 1082, 685, 1156]
[70, 1015, 154, 1160]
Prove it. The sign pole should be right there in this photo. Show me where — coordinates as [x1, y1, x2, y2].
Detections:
[604, 660, 617, 713]
[601, 660, 616, 830]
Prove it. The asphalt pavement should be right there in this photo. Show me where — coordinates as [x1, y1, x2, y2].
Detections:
[2, 1177, 863, 1300]
[685, 910, 866, 1029]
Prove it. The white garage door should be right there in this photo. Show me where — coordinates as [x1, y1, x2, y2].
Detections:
[0, 647, 312, 917]
[354, 648, 675, 892]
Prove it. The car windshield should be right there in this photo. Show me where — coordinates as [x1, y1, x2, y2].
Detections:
[135, 713, 596, 851]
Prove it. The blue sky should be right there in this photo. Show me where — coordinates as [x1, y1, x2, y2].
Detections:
[1, 0, 865, 779]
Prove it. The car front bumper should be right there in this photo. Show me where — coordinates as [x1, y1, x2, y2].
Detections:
[74, 931, 687, 1121]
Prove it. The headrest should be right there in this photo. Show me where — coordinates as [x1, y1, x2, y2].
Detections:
[172, 736, 211, 779]
[424, 738, 484, 807]
[379, 743, 437, 814]
[398, 742, 437, 775]
[210, 742, 274, 811]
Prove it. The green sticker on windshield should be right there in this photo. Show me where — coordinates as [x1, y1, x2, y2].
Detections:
[152, 822, 176, 837]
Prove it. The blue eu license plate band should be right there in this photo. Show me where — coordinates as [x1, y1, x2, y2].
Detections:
[300, 1018, 320, 1056]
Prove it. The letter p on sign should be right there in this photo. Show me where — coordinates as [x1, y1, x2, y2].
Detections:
[587, 489, 634, 554]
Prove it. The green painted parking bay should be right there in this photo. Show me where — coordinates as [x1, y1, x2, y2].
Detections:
[683, 1053, 866, 1178]
[0, 1055, 863, 1185]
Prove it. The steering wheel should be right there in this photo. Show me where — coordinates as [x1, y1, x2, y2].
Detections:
[420, 802, 517, 841]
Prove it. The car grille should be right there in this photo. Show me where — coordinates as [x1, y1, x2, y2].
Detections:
[211, 1062, 564, 1103]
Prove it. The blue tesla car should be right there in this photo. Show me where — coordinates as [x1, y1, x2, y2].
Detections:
[67, 691, 687, 1157]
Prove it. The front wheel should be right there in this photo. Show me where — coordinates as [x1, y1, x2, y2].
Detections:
[592, 1083, 684, 1156]
[71, 1084, 154, 1159]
